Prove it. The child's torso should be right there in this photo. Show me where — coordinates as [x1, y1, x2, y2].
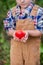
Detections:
[11, 3, 39, 30]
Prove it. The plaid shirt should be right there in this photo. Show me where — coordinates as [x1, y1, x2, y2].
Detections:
[3, 3, 43, 34]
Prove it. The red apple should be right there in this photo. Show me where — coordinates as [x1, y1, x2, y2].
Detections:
[15, 30, 26, 39]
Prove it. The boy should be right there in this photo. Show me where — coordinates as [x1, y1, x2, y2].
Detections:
[3, 0, 43, 65]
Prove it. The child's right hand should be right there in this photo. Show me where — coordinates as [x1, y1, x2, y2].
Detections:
[13, 31, 20, 41]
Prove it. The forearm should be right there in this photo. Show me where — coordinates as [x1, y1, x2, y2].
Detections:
[28, 30, 42, 37]
[6, 29, 42, 37]
[6, 29, 15, 36]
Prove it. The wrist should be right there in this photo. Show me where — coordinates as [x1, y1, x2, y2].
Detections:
[8, 29, 15, 36]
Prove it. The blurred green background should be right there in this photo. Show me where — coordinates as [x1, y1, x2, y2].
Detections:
[0, 0, 43, 65]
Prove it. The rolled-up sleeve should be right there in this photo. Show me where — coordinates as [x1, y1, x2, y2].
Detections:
[3, 10, 16, 32]
[36, 8, 43, 34]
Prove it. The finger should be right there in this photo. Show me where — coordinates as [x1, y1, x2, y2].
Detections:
[20, 37, 26, 42]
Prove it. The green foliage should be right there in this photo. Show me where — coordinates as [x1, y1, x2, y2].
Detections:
[36, 0, 43, 7]
[40, 43, 43, 65]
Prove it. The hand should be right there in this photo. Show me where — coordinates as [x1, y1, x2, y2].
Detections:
[13, 31, 29, 42]
[13, 30, 29, 42]
[20, 31, 29, 43]
[13, 31, 21, 41]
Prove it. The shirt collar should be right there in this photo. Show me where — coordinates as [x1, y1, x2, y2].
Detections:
[16, 2, 34, 10]
[15, 2, 35, 19]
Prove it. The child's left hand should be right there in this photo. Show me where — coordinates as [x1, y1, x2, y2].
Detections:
[20, 31, 29, 42]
